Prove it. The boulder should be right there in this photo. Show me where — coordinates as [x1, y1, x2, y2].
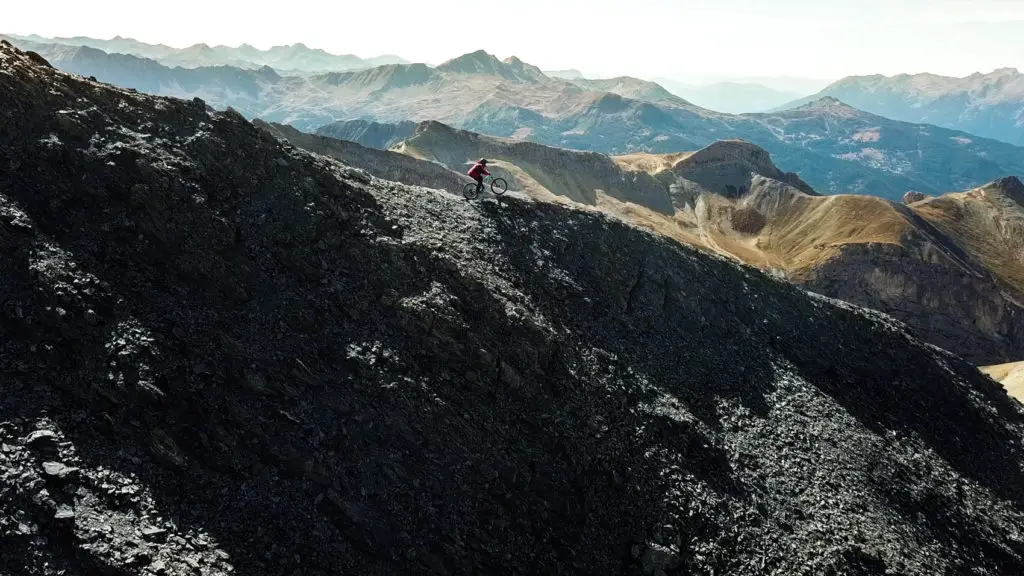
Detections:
[903, 190, 928, 204]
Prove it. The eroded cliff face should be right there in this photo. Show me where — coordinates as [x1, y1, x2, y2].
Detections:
[676, 172, 1024, 365]
[669, 139, 817, 198]
[6, 42, 1024, 576]
[804, 242, 1024, 365]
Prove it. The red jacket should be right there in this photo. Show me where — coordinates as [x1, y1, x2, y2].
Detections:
[468, 162, 490, 180]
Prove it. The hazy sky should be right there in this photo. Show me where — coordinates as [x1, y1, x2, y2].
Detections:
[6, 0, 1024, 81]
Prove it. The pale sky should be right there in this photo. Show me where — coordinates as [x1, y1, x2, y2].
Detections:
[6, 0, 1024, 81]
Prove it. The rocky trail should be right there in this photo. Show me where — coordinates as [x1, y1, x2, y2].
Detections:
[4, 42, 1024, 575]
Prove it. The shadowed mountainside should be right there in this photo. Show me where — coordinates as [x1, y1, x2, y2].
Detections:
[6, 40, 1024, 576]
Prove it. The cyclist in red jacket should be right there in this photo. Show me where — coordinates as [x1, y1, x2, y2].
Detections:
[468, 158, 490, 195]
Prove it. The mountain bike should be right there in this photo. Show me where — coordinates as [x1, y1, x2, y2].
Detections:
[463, 175, 508, 200]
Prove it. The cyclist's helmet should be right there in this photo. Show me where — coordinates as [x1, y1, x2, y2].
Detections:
[479, 158, 488, 165]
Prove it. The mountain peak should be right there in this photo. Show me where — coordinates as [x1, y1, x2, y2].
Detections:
[811, 96, 845, 106]
[184, 43, 214, 54]
[438, 49, 502, 70]
[979, 176, 1024, 205]
[255, 65, 281, 79]
[674, 139, 817, 196]
[989, 67, 1021, 76]
[454, 49, 494, 61]
[791, 96, 863, 118]
[503, 55, 545, 77]
[437, 50, 542, 82]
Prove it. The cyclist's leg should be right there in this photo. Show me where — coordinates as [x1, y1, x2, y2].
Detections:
[475, 176, 483, 193]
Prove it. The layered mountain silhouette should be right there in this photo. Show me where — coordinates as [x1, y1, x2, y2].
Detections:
[654, 79, 804, 114]
[7, 37, 1023, 202]
[3, 33, 407, 73]
[317, 118, 418, 150]
[6, 39, 1024, 576]
[273, 119, 1024, 366]
[780, 68, 1024, 146]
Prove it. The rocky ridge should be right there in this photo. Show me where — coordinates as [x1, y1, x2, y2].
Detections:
[4, 41, 1024, 576]
[257, 120, 473, 193]
[324, 119, 1024, 364]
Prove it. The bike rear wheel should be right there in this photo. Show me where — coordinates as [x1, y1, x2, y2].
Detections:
[490, 178, 508, 196]
[462, 182, 480, 200]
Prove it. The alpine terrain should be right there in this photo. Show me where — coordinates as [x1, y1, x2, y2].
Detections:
[5, 41, 1024, 576]
[6, 37, 1024, 201]
[286, 119, 1024, 366]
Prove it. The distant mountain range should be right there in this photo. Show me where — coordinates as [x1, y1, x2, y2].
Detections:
[653, 79, 803, 114]
[546, 73, 811, 114]
[673, 74, 834, 96]
[543, 69, 584, 80]
[6, 36, 1023, 201]
[779, 69, 1024, 147]
[271, 119, 1024, 365]
[3, 33, 407, 74]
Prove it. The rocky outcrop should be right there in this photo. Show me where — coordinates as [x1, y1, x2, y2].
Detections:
[903, 190, 928, 204]
[982, 176, 1024, 206]
[671, 140, 818, 197]
[803, 241, 1024, 365]
[436, 50, 544, 83]
[7, 43, 1024, 576]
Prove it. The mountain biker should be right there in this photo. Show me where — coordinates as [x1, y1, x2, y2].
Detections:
[468, 158, 490, 194]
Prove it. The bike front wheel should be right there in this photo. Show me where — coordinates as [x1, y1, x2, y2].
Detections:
[462, 182, 480, 200]
[490, 178, 508, 196]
